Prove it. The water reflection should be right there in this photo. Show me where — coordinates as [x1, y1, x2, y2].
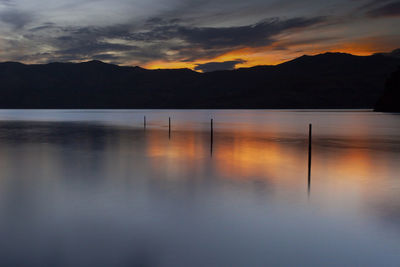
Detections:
[0, 114, 399, 266]
[308, 124, 312, 196]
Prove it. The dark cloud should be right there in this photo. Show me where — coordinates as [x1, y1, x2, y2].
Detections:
[0, 9, 33, 29]
[0, 0, 399, 67]
[177, 17, 326, 49]
[20, 24, 138, 62]
[92, 53, 120, 60]
[20, 16, 324, 64]
[29, 22, 57, 32]
[357, 0, 392, 10]
[118, 16, 326, 62]
[129, 16, 326, 48]
[57, 42, 135, 58]
[194, 59, 246, 72]
[366, 1, 400, 17]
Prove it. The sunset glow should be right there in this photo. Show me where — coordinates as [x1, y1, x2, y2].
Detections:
[0, 0, 398, 71]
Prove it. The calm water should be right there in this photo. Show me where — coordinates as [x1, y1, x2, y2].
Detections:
[0, 110, 399, 267]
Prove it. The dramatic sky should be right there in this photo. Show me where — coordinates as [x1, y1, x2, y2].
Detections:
[0, 0, 399, 71]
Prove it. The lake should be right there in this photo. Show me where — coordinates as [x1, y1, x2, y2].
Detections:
[0, 110, 399, 267]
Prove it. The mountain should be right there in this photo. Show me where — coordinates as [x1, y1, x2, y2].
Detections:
[375, 68, 400, 112]
[375, 48, 400, 58]
[0, 52, 399, 109]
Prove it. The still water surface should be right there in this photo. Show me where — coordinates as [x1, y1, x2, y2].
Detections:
[0, 110, 399, 267]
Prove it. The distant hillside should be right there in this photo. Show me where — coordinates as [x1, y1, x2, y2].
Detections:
[0, 52, 399, 108]
[375, 68, 400, 112]
[375, 49, 400, 58]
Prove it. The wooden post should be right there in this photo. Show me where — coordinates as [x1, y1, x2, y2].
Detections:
[308, 124, 312, 194]
[169, 117, 171, 139]
[144, 116, 146, 130]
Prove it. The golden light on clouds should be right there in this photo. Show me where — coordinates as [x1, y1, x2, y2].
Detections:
[143, 35, 400, 71]
[0, 0, 398, 68]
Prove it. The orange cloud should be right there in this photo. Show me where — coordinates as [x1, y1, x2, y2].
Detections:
[143, 34, 400, 71]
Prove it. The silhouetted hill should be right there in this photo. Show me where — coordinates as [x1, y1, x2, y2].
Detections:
[0, 52, 399, 108]
[375, 48, 400, 58]
[375, 68, 400, 112]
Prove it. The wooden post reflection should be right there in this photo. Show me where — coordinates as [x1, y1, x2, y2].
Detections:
[308, 124, 312, 195]
[169, 117, 171, 139]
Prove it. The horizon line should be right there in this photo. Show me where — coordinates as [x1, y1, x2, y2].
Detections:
[1, 49, 398, 72]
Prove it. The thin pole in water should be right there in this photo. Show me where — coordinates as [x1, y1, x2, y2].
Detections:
[144, 116, 146, 130]
[210, 119, 214, 156]
[308, 123, 312, 195]
[169, 117, 171, 139]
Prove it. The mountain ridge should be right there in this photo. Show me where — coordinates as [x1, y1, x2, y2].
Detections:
[375, 68, 400, 112]
[0, 51, 399, 109]
[0, 51, 392, 71]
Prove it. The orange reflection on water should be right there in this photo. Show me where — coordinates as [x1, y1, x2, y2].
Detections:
[145, 127, 308, 186]
[330, 149, 375, 178]
[144, 126, 399, 197]
[145, 130, 208, 178]
[213, 134, 306, 184]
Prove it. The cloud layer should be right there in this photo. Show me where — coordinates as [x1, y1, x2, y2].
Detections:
[366, 1, 400, 17]
[0, 0, 399, 70]
[194, 59, 247, 72]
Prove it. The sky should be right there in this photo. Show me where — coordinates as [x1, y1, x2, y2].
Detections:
[0, 0, 399, 71]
